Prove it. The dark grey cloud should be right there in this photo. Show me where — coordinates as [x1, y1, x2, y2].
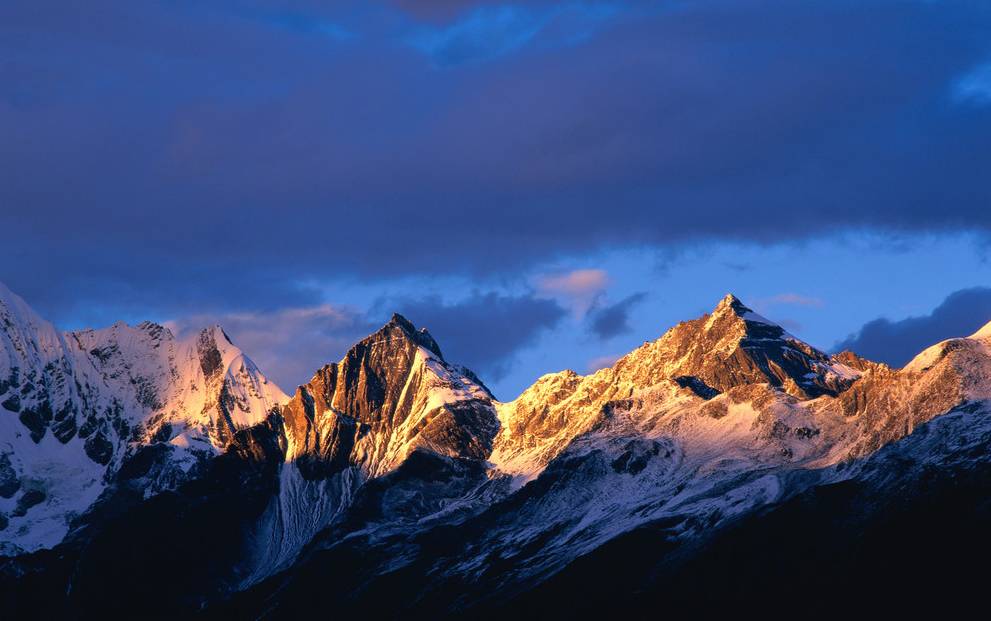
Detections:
[2, 0, 991, 323]
[588, 292, 647, 340]
[834, 287, 991, 367]
[390, 292, 567, 391]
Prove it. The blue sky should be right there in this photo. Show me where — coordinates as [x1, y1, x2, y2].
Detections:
[3, 1, 991, 398]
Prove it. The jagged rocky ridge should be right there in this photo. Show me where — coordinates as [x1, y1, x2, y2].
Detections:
[2, 285, 991, 617]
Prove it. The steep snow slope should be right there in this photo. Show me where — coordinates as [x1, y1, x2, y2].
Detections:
[0, 283, 286, 553]
[0, 283, 112, 552]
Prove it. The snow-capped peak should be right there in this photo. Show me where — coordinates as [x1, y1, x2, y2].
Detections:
[0, 281, 289, 553]
[381, 312, 445, 360]
[710, 293, 781, 328]
[902, 318, 991, 374]
[713, 293, 749, 316]
[969, 319, 991, 341]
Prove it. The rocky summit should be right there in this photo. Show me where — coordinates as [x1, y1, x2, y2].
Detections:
[2, 282, 991, 618]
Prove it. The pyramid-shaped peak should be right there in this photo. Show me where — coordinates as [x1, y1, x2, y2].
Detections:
[615, 292, 853, 400]
[372, 313, 443, 359]
[714, 293, 745, 312]
[387, 312, 416, 330]
[709, 294, 779, 328]
[712, 294, 761, 324]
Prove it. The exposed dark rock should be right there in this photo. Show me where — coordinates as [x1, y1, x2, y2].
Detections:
[6, 367, 20, 389]
[611, 440, 663, 475]
[84, 432, 114, 465]
[0, 453, 20, 498]
[19, 401, 53, 443]
[117, 444, 172, 481]
[51, 401, 77, 443]
[77, 413, 99, 439]
[151, 422, 173, 443]
[87, 345, 116, 365]
[131, 376, 160, 410]
[12, 489, 46, 517]
[674, 375, 720, 399]
[110, 409, 129, 440]
[137, 321, 169, 345]
[197, 329, 224, 378]
[602, 398, 636, 417]
[1, 394, 20, 412]
[214, 381, 238, 440]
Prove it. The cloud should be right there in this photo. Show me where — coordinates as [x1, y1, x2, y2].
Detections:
[391, 292, 567, 390]
[587, 292, 648, 340]
[2, 0, 991, 325]
[536, 269, 611, 316]
[536, 269, 610, 297]
[165, 304, 375, 392]
[834, 287, 991, 367]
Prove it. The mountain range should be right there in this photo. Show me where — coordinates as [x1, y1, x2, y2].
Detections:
[1, 282, 989, 618]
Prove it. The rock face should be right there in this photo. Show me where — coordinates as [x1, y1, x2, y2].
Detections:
[281, 314, 496, 479]
[489, 294, 861, 481]
[3, 283, 991, 618]
[616, 294, 859, 399]
[238, 314, 498, 587]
